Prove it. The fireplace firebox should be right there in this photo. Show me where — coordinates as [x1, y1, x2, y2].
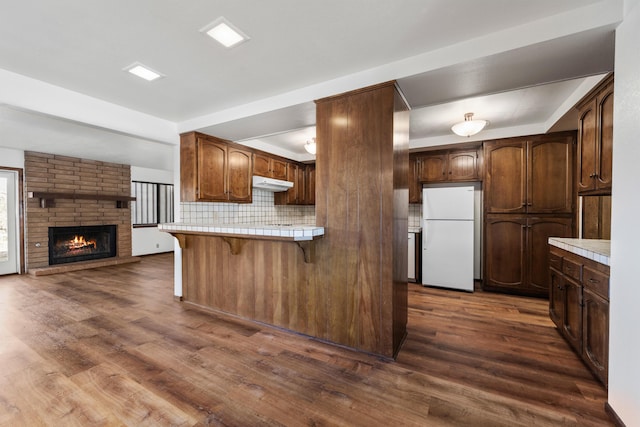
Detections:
[48, 225, 117, 265]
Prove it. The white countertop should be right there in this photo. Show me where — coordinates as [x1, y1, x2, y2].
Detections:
[409, 227, 422, 233]
[548, 238, 610, 266]
[159, 222, 324, 241]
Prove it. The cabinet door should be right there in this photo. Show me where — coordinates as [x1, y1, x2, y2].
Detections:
[484, 142, 527, 213]
[418, 154, 447, 182]
[484, 216, 526, 293]
[227, 147, 252, 202]
[305, 164, 316, 205]
[563, 277, 583, 354]
[408, 156, 421, 203]
[253, 153, 271, 177]
[582, 287, 609, 385]
[271, 159, 288, 180]
[549, 267, 565, 329]
[197, 139, 227, 201]
[528, 139, 574, 214]
[596, 87, 613, 191]
[577, 100, 597, 192]
[448, 150, 478, 181]
[275, 162, 301, 205]
[527, 218, 573, 296]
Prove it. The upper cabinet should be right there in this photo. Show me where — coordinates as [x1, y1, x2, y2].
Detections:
[275, 162, 315, 206]
[577, 74, 613, 195]
[254, 153, 288, 180]
[484, 134, 575, 214]
[416, 148, 480, 183]
[180, 132, 252, 203]
[408, 155, 421, 203]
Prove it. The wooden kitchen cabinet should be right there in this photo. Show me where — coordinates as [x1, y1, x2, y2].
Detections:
[275, 162, 305, 205]
[416, 149, 480, 183]
[484, 134, 574, 214]
[408, 155, 421, 203]
[305, 164, 316, 205]
[548, 245, 610, 386]
[577, 74, 613, 195]
[254, 152, 288, 180]
[180, 132, 252, 203]
[484, 215, 572, 297]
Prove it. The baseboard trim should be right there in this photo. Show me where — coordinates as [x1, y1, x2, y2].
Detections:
[605, 402, 626, 427]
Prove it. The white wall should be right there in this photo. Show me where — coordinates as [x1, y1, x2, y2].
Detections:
[130, 166, 175, 256]
[608, 0, 640, 424]
[0, 147, 24, 168]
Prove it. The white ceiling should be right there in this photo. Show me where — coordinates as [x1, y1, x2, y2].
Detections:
[0, 0, 620, 167]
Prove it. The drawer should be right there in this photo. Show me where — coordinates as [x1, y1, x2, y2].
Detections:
[549, 252, 562, 271]
[583, 267, 609, 299]
[562, 258, 582, 281]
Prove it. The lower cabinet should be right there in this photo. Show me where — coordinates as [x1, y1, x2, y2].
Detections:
[484, 215, 573, 297]
[549, 245, 609, 387]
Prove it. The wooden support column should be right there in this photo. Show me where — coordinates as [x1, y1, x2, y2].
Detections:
[313, 82, 409, 358]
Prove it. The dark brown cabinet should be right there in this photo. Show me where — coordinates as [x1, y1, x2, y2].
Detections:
[305, 164, 316, 205]
[275, 162, 308, 205]
[408, 155, 421, 203]
[483, 132, 576, 297]
[484, 215, 572, 297]
[416, 149, 480, 183]
[484, 135, 574, 214]
[180, 132, 252, 203]
[549, 245, 609, 386]
[577, 74, 613, 195]
[254, 153, 288, 180]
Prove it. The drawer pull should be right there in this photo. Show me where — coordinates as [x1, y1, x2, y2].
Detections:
[588, 278, 600, 284]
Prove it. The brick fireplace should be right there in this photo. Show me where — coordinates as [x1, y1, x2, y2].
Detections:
[24, 151, 135, 273]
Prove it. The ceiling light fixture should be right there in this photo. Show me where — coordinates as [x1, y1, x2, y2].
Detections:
[304, 138, 317, 155]
[124, 62, 164, 81]
[201, 17, 250, 48]
[451, 112, 488, 137]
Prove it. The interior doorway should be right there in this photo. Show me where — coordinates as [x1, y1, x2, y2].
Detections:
[0, 170, 20, 275]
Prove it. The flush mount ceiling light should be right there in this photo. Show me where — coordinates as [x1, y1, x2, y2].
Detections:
[451, 112, 488, 137]
[201, 17, 250, 48]
[304, 138, 317, 155]
[123, 62, 164, 81]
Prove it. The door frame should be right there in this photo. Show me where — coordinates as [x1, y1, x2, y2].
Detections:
[0, 166, 25, 274]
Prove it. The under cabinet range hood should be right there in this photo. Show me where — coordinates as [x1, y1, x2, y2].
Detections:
[252, 176, 293, 192]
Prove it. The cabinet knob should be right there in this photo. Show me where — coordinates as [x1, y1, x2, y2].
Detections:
[588, 278, 600, 284]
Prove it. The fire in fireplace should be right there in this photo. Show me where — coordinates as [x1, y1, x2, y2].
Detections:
[48, 225, 117, 265]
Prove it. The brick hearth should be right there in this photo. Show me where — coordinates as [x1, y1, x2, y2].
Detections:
[24, 151, 134, 271]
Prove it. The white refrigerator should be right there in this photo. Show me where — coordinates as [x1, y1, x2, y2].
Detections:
[422, 186, 475, 292]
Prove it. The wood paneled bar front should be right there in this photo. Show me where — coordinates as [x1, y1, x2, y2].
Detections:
[171, 82, 409, 359]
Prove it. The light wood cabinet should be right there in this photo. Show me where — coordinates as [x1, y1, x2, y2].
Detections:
[180, 132, 252, 203]
[549, 245, 609, 386]
[416, 149, 480, 183]
[577, 74, 613, 195]
[484, 134, 574, 214]
[254, 153, 288, 180]
[484, 215, 573, 297]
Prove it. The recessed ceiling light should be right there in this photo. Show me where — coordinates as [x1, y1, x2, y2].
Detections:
[123, 62, 164, 81]
[200, 17, 249, 48]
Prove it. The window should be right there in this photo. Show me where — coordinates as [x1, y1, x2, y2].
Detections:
[131, 181, 174, 227]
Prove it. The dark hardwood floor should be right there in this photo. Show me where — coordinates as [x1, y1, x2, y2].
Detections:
[0, 253, 611, 426]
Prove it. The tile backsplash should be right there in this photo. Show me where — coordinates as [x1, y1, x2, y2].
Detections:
[180, 189, 316, 225]
[409, 204, 422, 228]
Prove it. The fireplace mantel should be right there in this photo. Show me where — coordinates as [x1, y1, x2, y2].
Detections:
[28, 191, 136, 208]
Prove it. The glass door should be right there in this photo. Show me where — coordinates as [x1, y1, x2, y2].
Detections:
[0, 170, 19, 275]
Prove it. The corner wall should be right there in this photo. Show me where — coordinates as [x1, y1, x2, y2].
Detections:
[608, 0, 640, 424]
